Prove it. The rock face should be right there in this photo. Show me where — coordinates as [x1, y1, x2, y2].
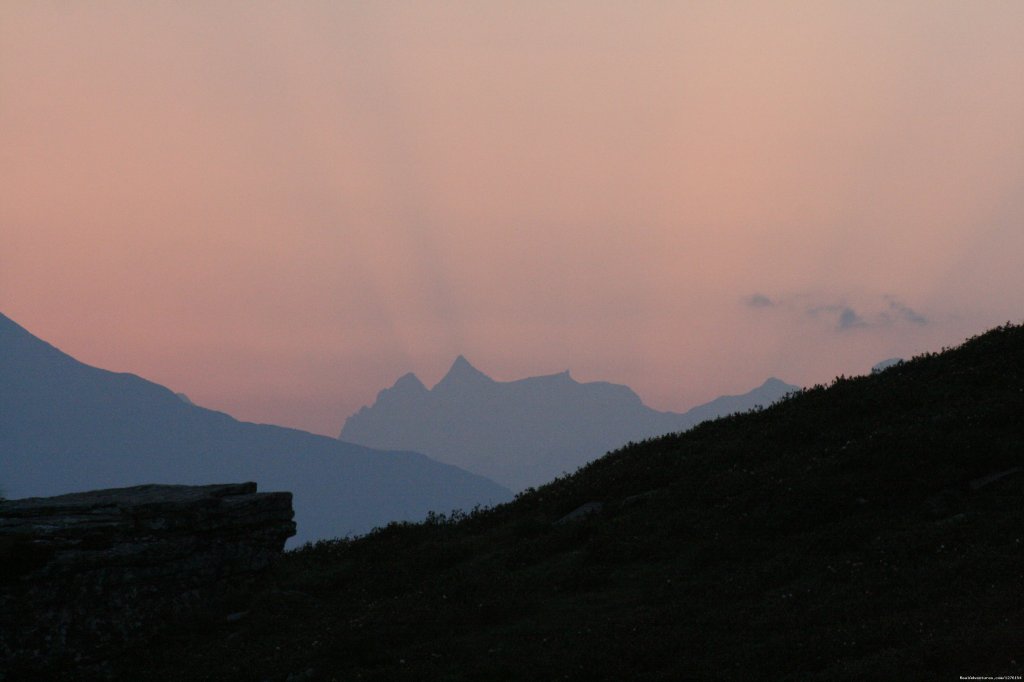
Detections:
[0, 482, 295, 676]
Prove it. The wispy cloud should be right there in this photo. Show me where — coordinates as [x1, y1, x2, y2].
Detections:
[806, 304, 868, 332]
[886, 298, 928, 326]
[837, 307, 867, 331]
[744, 293, 775, 308]
[751, 292, 929, 333]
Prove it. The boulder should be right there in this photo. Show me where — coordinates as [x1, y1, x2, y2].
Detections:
[0, 482, 295, 676]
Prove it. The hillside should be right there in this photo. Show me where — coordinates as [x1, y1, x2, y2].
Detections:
[0, 313, 511, 546]
[104, 322, 1024, 681]
[341, 355, 797, 490]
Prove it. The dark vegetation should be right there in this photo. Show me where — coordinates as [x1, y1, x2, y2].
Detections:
[113, 323, 1024, 681]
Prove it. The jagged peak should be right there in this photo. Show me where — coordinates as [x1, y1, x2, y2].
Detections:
[369, 372, 427, 407]
[450, 354, 474, 371]
[392, 372, 427, 392]
[434, 355, 494, 390]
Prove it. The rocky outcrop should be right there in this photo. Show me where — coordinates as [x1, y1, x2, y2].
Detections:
[0, 482, 295, 677]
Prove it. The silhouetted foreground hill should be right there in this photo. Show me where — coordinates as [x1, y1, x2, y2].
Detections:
[341, 355, 797, 490]
[0, 313, 511, 546]
[108, 322, 1024, 681]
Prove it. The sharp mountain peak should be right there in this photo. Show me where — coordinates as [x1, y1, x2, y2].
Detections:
[392, 372, 427, 392]
[435, 355, 494, 389]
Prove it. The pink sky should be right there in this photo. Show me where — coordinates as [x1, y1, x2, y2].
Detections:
[3, 2, 1023, 436]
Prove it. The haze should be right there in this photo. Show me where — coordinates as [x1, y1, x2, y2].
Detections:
[2, 2, 1023, 436]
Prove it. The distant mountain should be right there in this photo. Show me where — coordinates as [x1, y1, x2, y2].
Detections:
[872, 357, 904, 374]
[0, 314, 511, 546]
[340, 356, 797, 490]
[117, 322, 1024, 682]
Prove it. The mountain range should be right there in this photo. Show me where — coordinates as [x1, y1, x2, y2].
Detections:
[341, 355, 798, 490]
[111, 322, 1024, 681]
[0, 313, 511, 546]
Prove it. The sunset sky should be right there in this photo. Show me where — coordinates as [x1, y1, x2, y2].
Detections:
[3, 2, 1023, 437]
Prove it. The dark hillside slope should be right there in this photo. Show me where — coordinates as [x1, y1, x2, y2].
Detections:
[116, 323, 1024, 681]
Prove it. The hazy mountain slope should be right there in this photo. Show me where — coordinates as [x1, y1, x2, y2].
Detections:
[113, 322, 1024, 682]
[0, 314, 511, 545]
[340, 355, 797, 490]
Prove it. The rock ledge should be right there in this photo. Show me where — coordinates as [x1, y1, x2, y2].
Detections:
[0, 482, 295, 676]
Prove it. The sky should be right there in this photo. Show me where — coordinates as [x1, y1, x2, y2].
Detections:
[2, 2, 1023, 437]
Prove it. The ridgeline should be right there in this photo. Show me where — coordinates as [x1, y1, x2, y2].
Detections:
[115, 323, 1024, 681]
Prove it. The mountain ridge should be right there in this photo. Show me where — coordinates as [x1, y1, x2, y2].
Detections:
[435, 355, 495, 390]
[110, 321, 1024, 681]
[0, 313, 511, 546]
[341, 356, 797, 490]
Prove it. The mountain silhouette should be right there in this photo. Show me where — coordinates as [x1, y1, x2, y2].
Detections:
[340, 356, 798, 490]
[871, 357, 904, 374]
[110, 325, 1024, 682]
[0, 313, 511, 545]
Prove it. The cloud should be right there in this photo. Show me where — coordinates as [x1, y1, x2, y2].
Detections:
[744, 293, 775, 308]
[773, 295, 928, 333]
[886, 298, 928, 326]
[806, 304, 868, 331]
[837, 307, 867, 331]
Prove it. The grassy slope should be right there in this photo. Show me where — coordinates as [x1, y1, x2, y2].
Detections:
[119, 324, 1024, 681]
